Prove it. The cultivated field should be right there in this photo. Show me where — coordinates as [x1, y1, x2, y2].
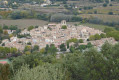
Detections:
[80, 14, 119, 22]
[0, 19, 48, 29]
[82, 6, 119, 14]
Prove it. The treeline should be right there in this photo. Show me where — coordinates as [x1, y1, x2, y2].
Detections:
[1, 11, 119, 30]
[1, 42, 119, 80]
[9, 11, 50, 20]
[0, 11, 82, 21]
[87, 17, 119, 30]
[88, 27, 119, 41]
[89, 33, 106, 41]
[10, 12, 82, 22]
[0, 47, 18, 58]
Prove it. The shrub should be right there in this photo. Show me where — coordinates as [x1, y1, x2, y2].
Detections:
[103, 3, 107, 7]
[61, 25, 67, 29]
[108, 11, 113, 15]
[109, 4, 113, 6]
[27, 26, 34, 31]
[89, 17, 103, 24]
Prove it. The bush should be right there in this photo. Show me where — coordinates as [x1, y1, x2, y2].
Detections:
[61, 25, 67, 29]
[94, 10, 97, 14]
[71, 16, 82, 22]
[36, 14, 50, 21]
[79, 39, 83, 43]
[27, 26, 34, 31]
[108, 11, 113, 15]
[12, 63, 67, 80]
[10, 11, 22, 19]
[88, 17, 103, 24]
[109, 4, 113, 6]
[103, 3, 107, 7]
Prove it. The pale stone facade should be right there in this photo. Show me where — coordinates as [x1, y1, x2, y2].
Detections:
[1, 20, 111, 51]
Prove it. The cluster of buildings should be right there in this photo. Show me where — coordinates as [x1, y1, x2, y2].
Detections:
[1, 20, 117, 51]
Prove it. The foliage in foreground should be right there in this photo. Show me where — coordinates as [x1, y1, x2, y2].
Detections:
[1, 42, 119, 80]
[11, 64, 67, 80]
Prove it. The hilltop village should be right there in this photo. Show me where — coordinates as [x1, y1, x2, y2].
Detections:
[1, 20, 117, 51]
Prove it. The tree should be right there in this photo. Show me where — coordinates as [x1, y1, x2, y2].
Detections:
[45, 44, 49, 54]
[4, 47, 10, 54]
[3, 25, 8, 29]
[60, 43, 66, 51]
[27, 26, 34, 31]
[10, 48, 17, 54]
[67, 42, 69, 49]
[83, 48, 106, 80]
[94, 34, 101, 40]
[70, 46, 75, 53]
[61, 25, 67, 29]
[94, 10, 97, 14]
[11, 63, 67, 80]
[67, 38, 78, 43]
[9, 34, 13, 38]
[101, 41, 113, 58]
[100, 33, 106, 38]
[25, 51, 31, 55]
[33, 45, 39, 51]
[87, 42, 93, 48]
[79, 39, 83, 43]
[103, 3, 107, 7]
[10, 11, 22, 19]
[89, 35, 95, 41]
[78, 45, 87, 51]
[48, 44, 57, 55]
[45, 44, 57, 55]
[40, 48, 45, 54]
[2, 43, 5, 46]
[71, 16, 82, 22]
[0, 64, 10, 80]
[104, 27, 115, 33]
[106, 31, 119, 40]
[24, 45, 32, 52]
[0, 27, 3, 34]
[27, 42, 31, 45]
[9, 25, 17, 30]
[109, 4, 113, 6]
[108, 11, 113, 15]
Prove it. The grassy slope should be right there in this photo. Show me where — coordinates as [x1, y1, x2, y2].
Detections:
[67, 22, 111, 31]
[80, 23, 111, 31]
